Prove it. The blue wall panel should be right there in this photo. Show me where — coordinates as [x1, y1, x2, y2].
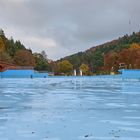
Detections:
[0, 70, 48, 78]
[120, 69, 140, 79]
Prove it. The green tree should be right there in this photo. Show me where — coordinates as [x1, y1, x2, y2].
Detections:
[58, 60, 73, 75]
[0, 29, 5, 36]
[6, 38, 25, 57]
[34, 53, 51, 71]
[80, 64, 89, 75]
[90, 50, 104, 72]
[41, 51, 48, 60]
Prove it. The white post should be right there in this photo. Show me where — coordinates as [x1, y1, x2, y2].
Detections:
[80, 70, 83, 76]
[74, 69, 76, 76]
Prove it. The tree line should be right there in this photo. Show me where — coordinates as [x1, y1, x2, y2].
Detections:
[1, 29, 140, 75]
[57, 31, 140, 75]
[0, 29, 51, 71]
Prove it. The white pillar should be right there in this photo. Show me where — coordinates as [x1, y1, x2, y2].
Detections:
[74, 69, 76, 76]
[80, 70, 83, 76]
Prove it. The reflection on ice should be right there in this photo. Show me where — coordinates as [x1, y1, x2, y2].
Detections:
[0, 76, 140, 140]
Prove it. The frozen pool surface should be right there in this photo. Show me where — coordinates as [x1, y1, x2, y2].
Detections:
[0, 77, 140, 140]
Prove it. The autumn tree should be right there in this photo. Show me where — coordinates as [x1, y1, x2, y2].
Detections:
[80, 64, 89, 75]
[58, 60, 73, 75]
[118, 43, 140, 69]
[130, 43, 140, 49]
[14, 50, 35, 66]
[0, 36, 5, 53]
[104, 52, 119, 72]
[0, 52, 12, 63]
[130, 43, 140, 68]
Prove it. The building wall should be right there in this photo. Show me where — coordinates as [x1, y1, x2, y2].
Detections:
[0, 69, 48, 78]
[121, 69, 140, 79]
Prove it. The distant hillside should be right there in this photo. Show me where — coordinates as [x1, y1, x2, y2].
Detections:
[58, 31, 140, 73]
[0, 29, 52, 71]
[1, 29, 140, 75]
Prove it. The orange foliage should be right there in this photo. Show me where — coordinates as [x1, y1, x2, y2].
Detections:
[14, 50, 35, 67]
[0, 37, 5, 53]
[104, 52, 119, 72]
[130, 43, 140, 49]
[104, 43, 140, 71]
[119, 44, 140, 69]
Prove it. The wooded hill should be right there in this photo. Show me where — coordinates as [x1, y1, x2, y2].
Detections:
[1, 29, 140, 75]
[57, 31, 140, 74]
[0, 29, 51, 71]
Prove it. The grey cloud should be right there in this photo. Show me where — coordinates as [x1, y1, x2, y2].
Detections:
[0, 0, 140, 60]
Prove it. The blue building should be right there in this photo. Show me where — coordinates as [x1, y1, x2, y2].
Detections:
[0, 69, 48, 78]
[0, 61, 48, 78]
[119, 69, 140, 79]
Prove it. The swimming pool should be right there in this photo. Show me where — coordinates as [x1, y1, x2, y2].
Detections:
[0, 76, 140, 140]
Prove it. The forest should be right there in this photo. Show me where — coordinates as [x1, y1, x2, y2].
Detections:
[0, 29, 52, 71]
[57, 31, 140, 75]
[1, 29, 140, 75]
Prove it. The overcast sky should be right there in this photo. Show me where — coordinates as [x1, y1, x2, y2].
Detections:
[0, 0, 140, 60]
